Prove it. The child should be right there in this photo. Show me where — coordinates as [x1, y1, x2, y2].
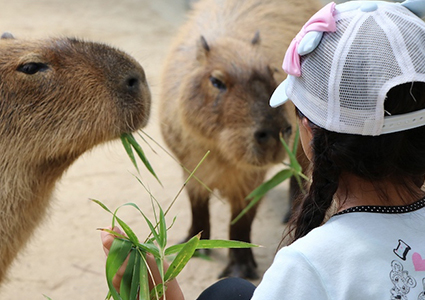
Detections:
[102, 0, 425, 298]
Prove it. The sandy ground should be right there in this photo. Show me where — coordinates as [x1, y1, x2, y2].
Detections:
[0, 0, 296, 299]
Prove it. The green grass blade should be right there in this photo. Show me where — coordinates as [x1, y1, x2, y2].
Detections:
[136, 242, 161, 258]
[117, 202, 162, 246]
[231, 168, 293, 225]
[120, 248, 138, 300]
[231, 169, 292, 225]
[138, 251, 150, 300]
[94, 201, 140, 246]
[99, 228, 129, 241]
[164, 234, 200, 282]
[157, 207, 167, 249]
[149, 283, 165, 300]
[165, 239, 259, 256]
[129, 250, 141, 300]
[123, 133, 161, 185]
[246, 169, 294, 200]
[112, 205, 140, 245]
[137, 130, 158, 155]
[155, 256, 165, 289]
[138, 131, 214, 195]
[142, 214, 161, 246]
[293, 172, 308, 195]
[291, 126, 300, 154]
[114, 217, 139, 246]
[280, 134, 302, 174]
[106, 239, 133, 300]
[91, 199, 113, 214]
[121, 134, 139, 172]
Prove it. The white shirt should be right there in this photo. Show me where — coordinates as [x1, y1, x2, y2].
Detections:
[252, 198, 425, 300]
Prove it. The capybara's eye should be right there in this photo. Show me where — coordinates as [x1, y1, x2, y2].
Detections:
[17, 62, 49, 75]
[209, 76, 227, 91]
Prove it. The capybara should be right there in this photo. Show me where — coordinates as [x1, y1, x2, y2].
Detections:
[0, 34, 150, 284]
[160, 0, 319, 279]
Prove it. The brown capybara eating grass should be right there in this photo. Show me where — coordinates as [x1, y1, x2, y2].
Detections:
[160, 0, 319, 279]
[0, 33, 151, 284]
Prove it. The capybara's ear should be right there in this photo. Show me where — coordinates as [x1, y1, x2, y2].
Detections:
[1, 32, 15, 40]
[196, 35, 210, 62]
[251, 30, 261, 45]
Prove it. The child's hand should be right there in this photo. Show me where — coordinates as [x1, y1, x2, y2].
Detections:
[101, 226, 127, 291]
[100, 226, 185, 300]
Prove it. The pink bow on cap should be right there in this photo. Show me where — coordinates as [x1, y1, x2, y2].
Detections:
[283, 2, 337, 77]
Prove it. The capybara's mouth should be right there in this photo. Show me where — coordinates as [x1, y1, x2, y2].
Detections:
[124, 88, 152, 132]
[245, 144, 287, 168]
[117, 71, 152, 134]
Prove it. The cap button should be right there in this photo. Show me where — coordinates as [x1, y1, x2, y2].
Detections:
[361, 2, 378, 12]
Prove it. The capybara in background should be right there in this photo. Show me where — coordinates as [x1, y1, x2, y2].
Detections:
[0, 34, 151, 284]
[160, 0, 319, 279]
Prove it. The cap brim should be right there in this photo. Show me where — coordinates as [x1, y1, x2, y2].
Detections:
[270, 78, 290, 108]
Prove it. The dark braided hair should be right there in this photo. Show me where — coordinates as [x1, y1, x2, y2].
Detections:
[284, 82, 425, 244]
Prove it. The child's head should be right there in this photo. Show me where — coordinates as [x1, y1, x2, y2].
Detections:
[271, 0, 425, 242]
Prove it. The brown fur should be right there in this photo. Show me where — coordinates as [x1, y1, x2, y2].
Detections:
[160, 0, 319, 278]
[0, 35, 151, 284]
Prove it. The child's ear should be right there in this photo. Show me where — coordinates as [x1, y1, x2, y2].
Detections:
[301, 117, 313, 136]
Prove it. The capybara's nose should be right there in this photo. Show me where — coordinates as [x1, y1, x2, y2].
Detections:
[124, 74, 141, 93]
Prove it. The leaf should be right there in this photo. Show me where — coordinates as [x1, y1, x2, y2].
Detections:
[293, 172, 306, 195]
[118, 202, 162, 247]
[121, 134, 139, 172]
[106, 239, 133, 300]
[164, 234, 200, 282]
[91, 199, 113, 214]
[291, 124, 300, 154]
[120, 248, 138, 300]
[115, 216, 139, 246]
[138, 131, 213, 195]
[165, 239, 259, 256]
[246, 169, 294, 200]
[99, 228, 129, 241]
[129, 251, 142, 300]
[157, 207, 167, 250]
[231, 169, 293, 225]
[154, 256, 164, 282]
[231, 128, 307, 225]
[138, 251, 150, 300]
[112, 205, 139, 245]
[149, 283, 165, 300]
[122, 133, 161, 185]
[136, 242, 161, 258]
[280, 134, 302, 174]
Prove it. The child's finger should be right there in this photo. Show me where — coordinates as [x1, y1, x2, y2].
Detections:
[101, 226, 125, 255]
[100, 226, 129, 292]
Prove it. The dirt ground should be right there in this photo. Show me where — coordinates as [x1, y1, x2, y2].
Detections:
[0, 0, 295, 299]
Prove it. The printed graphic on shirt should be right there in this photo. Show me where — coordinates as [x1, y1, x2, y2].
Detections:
[413, 253, 425, 272]
[418, 279, 425, 300]
[390, 260, 417, 300]
[394, 240, 412, 261]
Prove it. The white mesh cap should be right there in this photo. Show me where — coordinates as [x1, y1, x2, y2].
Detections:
[270, 0, 425, 136]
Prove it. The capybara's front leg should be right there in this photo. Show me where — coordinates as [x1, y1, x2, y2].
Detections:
[219, 202, 258, 280]
[187, 194, 211, 241]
